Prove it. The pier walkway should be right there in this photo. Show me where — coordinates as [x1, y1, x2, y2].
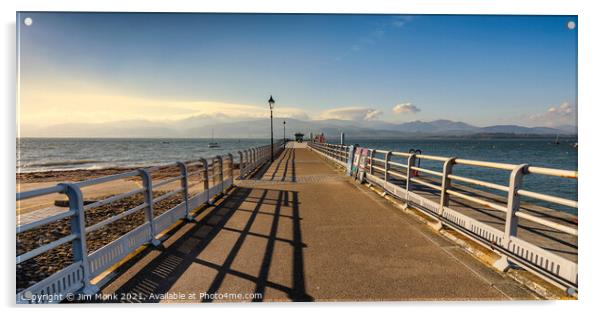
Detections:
[99, 142, 536, 302]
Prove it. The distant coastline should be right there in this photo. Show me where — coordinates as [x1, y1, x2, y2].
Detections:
[346, 133, 578, 140]
[19, 118, 576, 139]
[16, 133, 577, 141]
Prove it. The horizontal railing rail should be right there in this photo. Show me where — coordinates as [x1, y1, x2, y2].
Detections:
[16, 140, 285, 304]
[308, 139, 578, 293]
[307, 142, 349, 167]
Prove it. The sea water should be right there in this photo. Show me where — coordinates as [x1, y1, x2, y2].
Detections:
[17, 137, 578, 213]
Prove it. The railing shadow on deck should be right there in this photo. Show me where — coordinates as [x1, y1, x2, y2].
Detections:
[96, 186, 314, 302]
[249, 148, 297, 183]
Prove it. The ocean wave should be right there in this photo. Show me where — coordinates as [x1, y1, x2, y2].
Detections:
[17, 161, 153, 173]
[23, 159, 103, 167]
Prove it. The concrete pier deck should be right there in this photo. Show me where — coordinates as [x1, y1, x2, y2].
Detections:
[99, 142, 537, 302]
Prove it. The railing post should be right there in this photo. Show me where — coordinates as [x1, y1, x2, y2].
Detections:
[216, 156, 225, 193]
[439, 157, 456, 214]
[200, 158, 209, 192]
[405, 154, 416, 201]
[384, 151, 392, 183]
[206, 158, 217, 205]
[494, 163, 529, 272]
[238, 151, 245, 179]
[505, 164, 529, 240]
[227, 153, 234, 187]
[249, 148, 253, 170]
[138, 169, 161, 247]
[176, 161, 192, 221]
[60, 183, 98, 294]
[369, 149, 375, 175]
[246, 148, 251, 168]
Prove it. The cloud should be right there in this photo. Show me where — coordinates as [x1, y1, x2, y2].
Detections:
[348, 16, 414, 53]
[391, 16, 414, 28]
[317, 107, 382, 121]
[372, 29, 386, 39]
[547, 102, 573, 115]
[393, 103, 421, 114]
[528, 102, 576, 127]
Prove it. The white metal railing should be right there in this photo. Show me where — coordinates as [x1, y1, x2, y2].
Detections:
[307, 142, 349, 167]
[238, 140, 287, 179]
[308, 140, 578, 293]
[16, 140, 285, 304]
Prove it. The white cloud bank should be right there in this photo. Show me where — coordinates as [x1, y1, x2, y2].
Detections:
[317, 107, 382, 121]
[392, 103, 421, 114]
[529, 102, 576, 127]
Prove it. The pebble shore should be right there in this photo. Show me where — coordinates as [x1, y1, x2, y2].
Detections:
[16, 164, 235, 293]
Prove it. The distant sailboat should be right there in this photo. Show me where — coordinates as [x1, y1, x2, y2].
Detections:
[208, 129, 220, 148]
[554, 134, 560, 145]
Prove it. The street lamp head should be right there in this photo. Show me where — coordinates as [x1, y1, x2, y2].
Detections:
[283, 120, 286, 125]
[268, 95, 275, 109]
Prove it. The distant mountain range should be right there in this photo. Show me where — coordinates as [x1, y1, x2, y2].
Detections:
[24, 117, 577, 138]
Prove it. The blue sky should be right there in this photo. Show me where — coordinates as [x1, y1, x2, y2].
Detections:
[18, 13, 577, 131]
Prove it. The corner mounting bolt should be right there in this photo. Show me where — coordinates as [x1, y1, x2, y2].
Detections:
[567, 20, 576, 30]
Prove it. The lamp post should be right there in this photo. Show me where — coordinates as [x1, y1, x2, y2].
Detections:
[283, 120, 286, 143]
[268, 95, 275, 162]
